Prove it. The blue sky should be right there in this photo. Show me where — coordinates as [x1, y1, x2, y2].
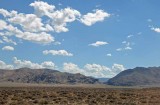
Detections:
[0, 0, 160, 78]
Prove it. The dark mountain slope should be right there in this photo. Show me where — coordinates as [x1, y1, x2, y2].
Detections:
[0, 68, 99, 84]
[107, 67, 160, 86]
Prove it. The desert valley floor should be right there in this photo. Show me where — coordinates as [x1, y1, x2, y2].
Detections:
[0, 84, 160, 105]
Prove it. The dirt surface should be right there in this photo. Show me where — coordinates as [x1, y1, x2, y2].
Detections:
[0, 86, 160, 105]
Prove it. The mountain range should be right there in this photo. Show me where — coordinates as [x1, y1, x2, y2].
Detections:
[1, 66, 160, 86]
[0, 68, 99, 84]
[107, 67, 160, 86]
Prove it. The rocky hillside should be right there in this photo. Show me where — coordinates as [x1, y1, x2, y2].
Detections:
[107, 67, 160, 86]
[0, 68, 99, 84]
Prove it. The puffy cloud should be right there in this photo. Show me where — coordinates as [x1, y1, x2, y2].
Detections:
[0, 9, 10, 17]
[0, 9, 54, 33]
[63, 63, 84, 74]
[30, 1, 55, 17]
[0, 57, 56, 70]
[13, 57, 56, 69]
[127, 34, 133, 38]
[0, 60, 14, 69]
[124, 46, 132, 50]
[80, 9, 110, 26]
[117, 42, 133, 51]
[63, 63, 125, 78]
[0, 20, 7, 30]
[84, 64, 113, 78]
[20, 32, 54, 44]
[2, 36, 17, 45]
[45, 24, 54, 31]
[8, 13, 46, 32]
[112, 64, 125, 74]
[89, 41, 108, 47]
[116, 48, 123, 51]
[7, 25, 54, 44]
[2, 46, 14, 51]
[0, 57, 125, 78]
[43, 50, 73, 56]
[0, 9, 17, 17]
[30, 1, 81, 33]
[124, 42, 132, 50]
[50, 7, 81, 33]
[0, 8, 54, 44]
[0, 19, 54, 44]
[0, 1, 109, 45]
[41, 61, 56, 69]
[30, 1, 110, 32]
[151, 27, 160, 33]
[14, 30, 54, 44]
[107, 53, 112, 57]
[13, 57, 42, 69]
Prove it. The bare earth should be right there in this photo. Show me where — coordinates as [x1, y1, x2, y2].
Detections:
[0, 83, 160, 105]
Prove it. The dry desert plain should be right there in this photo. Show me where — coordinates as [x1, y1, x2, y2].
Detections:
[0, 83, 160, 105]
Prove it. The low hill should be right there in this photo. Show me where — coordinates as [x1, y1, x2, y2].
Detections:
[107, 67, 160, 86]
[0, 68, 99, 84]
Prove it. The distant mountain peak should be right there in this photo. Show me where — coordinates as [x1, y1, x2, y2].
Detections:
[107, 66, 160, 86]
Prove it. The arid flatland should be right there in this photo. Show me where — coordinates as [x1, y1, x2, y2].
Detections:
[0, 85, 160, 105]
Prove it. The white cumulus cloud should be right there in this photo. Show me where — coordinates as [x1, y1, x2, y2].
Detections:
[30, 1, 55, 17]
[63, 63, 125, 78]
[21, 32, 54, 44]
[2, 36, 17, 45]
[0, 19, 7, 30]
[0, 60, 14, 69]
[151, 27, 160, 33]
[112, 64, 125, 74]
[127, 34, 133, 38]
[43, 50, 73, 56]
[30, 1, 81, 33]
[0, 1, 109, 45]
[0, 20, 54, 44]
[0, 58, 125, 78]
[50, 7, 81, 33]
[125, 46, 132, 50]
[41, 61, 56, 69]
[89, 41, 108, 47]
[63, 63, 84, 74]
[13, 57, 56, 69]
[80, 9, 110, 26]
[8, 13, 46, 32]
[117, 42, 133, 51]
[2, 46, 14, 51]
[0, 9, 17, 17]
[116, 48, 123, 51]
[107, 53, 112, 57]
